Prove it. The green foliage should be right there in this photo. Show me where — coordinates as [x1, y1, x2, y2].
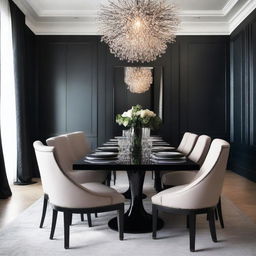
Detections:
[116, 104, 162, 130]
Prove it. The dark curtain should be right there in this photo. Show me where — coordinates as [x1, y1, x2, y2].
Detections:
[0, 128, 12, 198]
[9, 0, 36, 184]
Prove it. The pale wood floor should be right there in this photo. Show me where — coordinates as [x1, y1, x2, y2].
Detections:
[0, 171, 255, 229]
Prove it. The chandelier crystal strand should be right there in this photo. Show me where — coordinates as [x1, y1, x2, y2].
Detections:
[124, 67, 153, 93]
[99, 0, 180, 63]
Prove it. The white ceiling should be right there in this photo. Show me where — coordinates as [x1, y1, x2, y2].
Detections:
[22, 0, 229, 12]
[12, 0, 256, 35]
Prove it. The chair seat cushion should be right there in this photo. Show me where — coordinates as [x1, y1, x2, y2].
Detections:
[81, 182, 125, 205]
[162, 171, 197, 186]
[151, 185, 187, 206]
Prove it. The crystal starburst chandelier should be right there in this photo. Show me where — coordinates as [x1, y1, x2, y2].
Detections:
[98, 0, 180, 63]
[124, 67, 153, 93]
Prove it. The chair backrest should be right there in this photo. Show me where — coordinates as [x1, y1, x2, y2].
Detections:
[66, 131, 91, 161]
[46, 135, 74, 173]
[188, 135, 211, 166]
[177, 132, 190, 152]
[33, 141, 113, 208]
[161, 139, 230, 209]
[180, 133, 198, 156]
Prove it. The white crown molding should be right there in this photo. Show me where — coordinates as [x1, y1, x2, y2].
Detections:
[27, 19, 230, 36]
[12, 0, 37, 18]
[180, 10, 224, 17]
[180, 0, 239, 18]
[13, 0, 256, 35]
[178, 22, 230, 35]
[25, 19, 99, 35]
[223, 0, 239, 16]
[229, 0, 256, 33]
[37, 10, 98, 18]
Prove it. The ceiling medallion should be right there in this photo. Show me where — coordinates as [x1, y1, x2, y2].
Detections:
[99, 0, 180, 63]
[124, 67, 153, 93]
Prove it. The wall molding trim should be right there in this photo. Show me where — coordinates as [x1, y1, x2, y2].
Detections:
[229, 0, 256, 32]
[12, 0, 256, 35]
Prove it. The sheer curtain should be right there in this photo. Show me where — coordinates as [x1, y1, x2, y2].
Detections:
[0, 0, 17, 183]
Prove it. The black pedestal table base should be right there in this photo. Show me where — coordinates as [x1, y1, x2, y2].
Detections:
[122, 188, 147, 200]
[108, 210, 163, 233]
[108, 170, 164, 233]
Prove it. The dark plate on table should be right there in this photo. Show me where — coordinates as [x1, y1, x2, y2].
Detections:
[103, 142, 118, 146]
[149, 138, 164, 142]
[114, 136, 123, 139]
[151, 158, 186, 164]
[84, 159, 117, 164]
[152, 142, 170, 146]
[87, 152, 118, 158]
[152, 146, 176, 152]
[153, 151, 184, 159]
[97, 146, 119, 152]
[86, 156, 118, 161]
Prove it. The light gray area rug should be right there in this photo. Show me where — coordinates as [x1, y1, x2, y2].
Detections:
[0, 171, 256, 256]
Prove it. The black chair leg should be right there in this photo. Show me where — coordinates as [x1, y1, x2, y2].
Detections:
[95, 213, 98, 218]
[113, 171, 116, 185]
[87, 213, 92, 227]
[217, 198, 224, 228]
[39, 194, 48, 228]
[208, 208, 217, 242]
[80, 214, 84, 221]
[189, 212, 196, 252]
[69, 214, 73, 226]
[152, 204, 158, 239]
[186, 215, 190, 229]
[106, 171, 111, 186]
[64, 211, 71, 249]
[215, 208, 218, 220]
[117, 205, 124, 240]
[50, 209, 58, 239]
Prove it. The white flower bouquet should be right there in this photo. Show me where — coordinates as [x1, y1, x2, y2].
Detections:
[116, 105, 161, 130]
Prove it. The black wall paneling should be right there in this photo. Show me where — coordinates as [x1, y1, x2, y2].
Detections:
[179, 37, 229, 139]
[37, 35, 229, 150]
[37, 37, 98, 148]
[230, 9, 256, 182]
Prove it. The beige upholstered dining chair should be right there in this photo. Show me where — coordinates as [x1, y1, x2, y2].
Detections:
[33, 141, 124, 249]
[158, 132, 198, 189]
[46, 135, 108, 184]
[66, 131, 91, 160]
[38, 133, 108, 229]
[66, 131, 111, 186]
[152, 139, 230, 252]
[176, 132, 191, 152]
[178, 132, 198, 156]
[161, 135, 225, 228]
[162, 135, 211, 187]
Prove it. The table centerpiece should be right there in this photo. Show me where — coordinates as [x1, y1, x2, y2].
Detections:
[116, 105, 161, 163]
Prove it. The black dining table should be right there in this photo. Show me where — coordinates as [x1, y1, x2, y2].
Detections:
[73, 139, 200, 234]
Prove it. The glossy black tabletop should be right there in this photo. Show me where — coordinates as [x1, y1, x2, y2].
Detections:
[73, 158, 199, 171]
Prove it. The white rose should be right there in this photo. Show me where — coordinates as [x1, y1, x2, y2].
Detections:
[140, 110, 147, 118]
[136, 110, 142, 116]
[148, 110, 156, 117]
[140, 109, 156, 118]
[126, 109, 132, 118]
[123, 120, 129, 127]
[121, 111, 127, 117]
[121, 109, 132, 118]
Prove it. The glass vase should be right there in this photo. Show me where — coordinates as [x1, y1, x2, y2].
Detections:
[131, 127, 142, 164]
